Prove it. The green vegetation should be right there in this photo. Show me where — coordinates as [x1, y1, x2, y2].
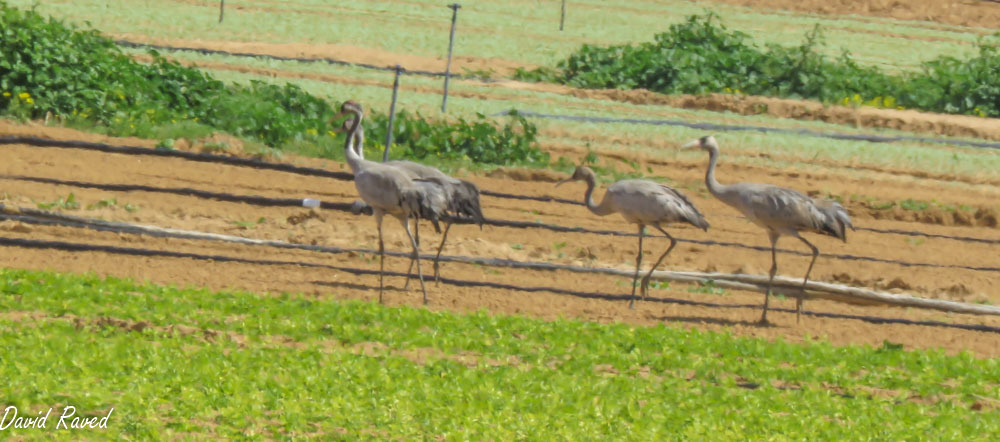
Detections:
[1, 268, 998, 438]
[36, 193, 79, 210]
[0, 2, 546, 167]
[518, 14, 1000, 117]
[367, 109, 549, 166]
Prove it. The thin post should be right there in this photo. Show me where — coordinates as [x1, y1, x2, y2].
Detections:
[441, 3, 461, 113]
[560, 0, 566, 31]
[384, 65, 403, 162]
[219, 0, 225, 23]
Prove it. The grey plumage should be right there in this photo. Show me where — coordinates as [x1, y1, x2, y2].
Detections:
[346, 116, 484, 286]
[337, 100, 445, 305]
[558, 165, 709, 308]
[684, 135, 854, 324]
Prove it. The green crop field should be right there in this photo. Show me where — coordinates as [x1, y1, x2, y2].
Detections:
[1, 268, 998, 439]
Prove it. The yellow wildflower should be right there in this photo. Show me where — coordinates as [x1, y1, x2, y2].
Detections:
[2, 92, 10, 97]
[18, 92, 30, 100]
[25, 98, 34, 104]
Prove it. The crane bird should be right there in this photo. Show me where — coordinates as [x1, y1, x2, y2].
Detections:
[682, 135, 854, 324]
[336, 100, 445, 305]
[342, 114, 484, 286]
[557, 166, 709, 308]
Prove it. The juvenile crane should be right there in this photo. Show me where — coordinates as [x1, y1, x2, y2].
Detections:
[336, 100, 445, 305]
[557, 166, 709, 308]
[683, 135, 853, 324]
[344, 115, 484, 286]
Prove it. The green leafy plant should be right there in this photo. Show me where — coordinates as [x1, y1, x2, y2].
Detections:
[687, 279, 726, 295]
[37, 193, 80, 210]
[526, 13, 1000, 118]
[364, 110, 548, 167]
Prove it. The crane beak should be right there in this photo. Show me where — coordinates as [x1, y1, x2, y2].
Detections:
[680, 139, 701, 150]
[555, 178, 572, 188]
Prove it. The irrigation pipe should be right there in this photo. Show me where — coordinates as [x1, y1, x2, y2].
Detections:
[0, 174, 370, 214]
[3, 233, 1000, 334]
[115, 40, 473, 80]
[5, 206, 999, 317]
[4, 137, 998, 246]
[502, 110, 1000, 151]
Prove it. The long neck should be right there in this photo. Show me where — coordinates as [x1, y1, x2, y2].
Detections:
[353, 120, 365, 159]
[344, 111, 366, 173]
[583, 174, 615, 216]
[704, 145, 726, 198]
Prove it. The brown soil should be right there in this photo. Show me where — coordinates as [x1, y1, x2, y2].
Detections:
[3, 122, 1000, 357]
[123, 37, 1000, 143]
[713, 0, 1000, 30]
[113, 33, 534, 78]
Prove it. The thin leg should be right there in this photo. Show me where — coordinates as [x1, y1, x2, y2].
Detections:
[761, 231, 780, 325]
[433, 223, 453, 286]
[401, 216, 428, 305]
[640, 227, 677, 302]
[795, 236, 820, 324]
[403, 219, 420, 290]
[628, 225, 645, 309]
[375, 212, 385, 304]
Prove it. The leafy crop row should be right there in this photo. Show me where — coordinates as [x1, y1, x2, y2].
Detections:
[1, 268, 998, 438]
[517, 14, 1000, 117]
[0, 2, 546, 167]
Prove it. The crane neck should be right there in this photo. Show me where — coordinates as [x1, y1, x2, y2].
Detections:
[344, 110, 365, 173]
[353, 119, 365, 159]
[582, 174, 614, 216]
[703, 145, 727, 198]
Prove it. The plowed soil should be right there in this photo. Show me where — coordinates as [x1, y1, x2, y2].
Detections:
[2, 121, 999, 357]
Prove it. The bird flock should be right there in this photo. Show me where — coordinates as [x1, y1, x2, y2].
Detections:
[336, 101, 853, 325]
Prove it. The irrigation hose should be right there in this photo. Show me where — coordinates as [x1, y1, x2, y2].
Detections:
[2, 234, 998, 334]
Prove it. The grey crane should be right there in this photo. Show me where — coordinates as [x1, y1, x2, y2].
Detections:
[344, 115, 485, 286]
[336, 100, 446, 305]
[683, 135, 854, 324]
[557, 166, 709, 308]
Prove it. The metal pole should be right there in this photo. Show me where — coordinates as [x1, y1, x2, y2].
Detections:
[219, 0, 225, 23]
[560, 0, 566, 31]
[441, 3, 461, 113]
[384, 65, 403, 162]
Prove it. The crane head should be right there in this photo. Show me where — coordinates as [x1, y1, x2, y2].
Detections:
[333, 100, 364, 122]
[555, 166, 596, 187]
[681, 135, 718, 151]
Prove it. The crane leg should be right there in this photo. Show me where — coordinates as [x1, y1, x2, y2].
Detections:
[403, 219, 420, 290]
[375, 213, 386, 305]
[796, 236, 820, 324]
[641, 227, 677, 303]
[761, 232, 780, 325]
[401, 216, 428, 305]
[433, 223, 453, 286]
[628, 225, 645, 309]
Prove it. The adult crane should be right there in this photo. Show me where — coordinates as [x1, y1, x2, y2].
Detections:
[683, 135, 853, 324]
[336, 100, 445, 305]
[557, 165, 709, 308]
[343, 113, 484, 286]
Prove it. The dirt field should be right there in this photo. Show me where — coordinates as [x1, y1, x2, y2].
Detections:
[3, 120, 999, 357]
